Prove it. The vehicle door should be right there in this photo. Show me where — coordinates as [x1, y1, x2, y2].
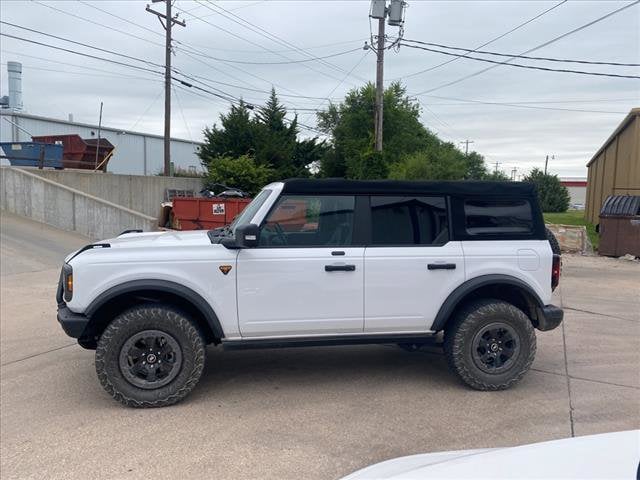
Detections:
[364, 196, 465, 332]
[236, 194, 365, 337]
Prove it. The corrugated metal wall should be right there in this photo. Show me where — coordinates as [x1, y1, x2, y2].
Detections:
[0, 112, 203, 176]
[585, 110, 640, 225]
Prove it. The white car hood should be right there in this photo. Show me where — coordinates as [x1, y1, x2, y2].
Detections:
[104, 230, 212, 248]
[64, 230, 214, 263]
[342, 430, 640, 479]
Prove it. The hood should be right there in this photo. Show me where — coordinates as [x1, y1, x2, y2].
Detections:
[104, 230, 213, 248]
[64, 230, 215, 263]
[341, 430, 639, 479]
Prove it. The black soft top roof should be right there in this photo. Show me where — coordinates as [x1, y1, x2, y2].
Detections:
[281, 178, 537, 197]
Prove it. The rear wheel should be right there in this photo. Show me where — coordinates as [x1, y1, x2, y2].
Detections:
[444, 299, 536, 390]
[95, 304, 206, 407]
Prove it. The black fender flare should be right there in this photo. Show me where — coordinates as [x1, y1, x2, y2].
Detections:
[85, 279, 224, 339]
[431, 274, 545, 332]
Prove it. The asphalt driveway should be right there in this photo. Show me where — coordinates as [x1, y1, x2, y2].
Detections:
[1, 212, 638, 480]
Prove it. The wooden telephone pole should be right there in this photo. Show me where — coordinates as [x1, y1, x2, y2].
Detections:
[146, 0, 185, 176]
[370, 0, 406, 153]
[460, 139, 474, 155]
[374, 17, 385, 152]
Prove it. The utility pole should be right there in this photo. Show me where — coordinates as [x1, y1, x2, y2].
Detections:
[544, 154, 554, 175]
[493, 161, 501, 174]
[374, 17, 385, 152]
[146, 0, 185, 176]
[511, 166, 517, 181]
[460, 139, 474, 156]
[369, 0, 406, 153]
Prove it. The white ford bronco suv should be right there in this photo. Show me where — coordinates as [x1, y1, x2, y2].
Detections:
[57, 179, 563, 407]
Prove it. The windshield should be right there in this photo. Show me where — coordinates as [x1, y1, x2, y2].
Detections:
[230, 189, 272, 233]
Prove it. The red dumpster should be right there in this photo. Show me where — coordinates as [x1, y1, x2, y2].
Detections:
[31, 134, 114, 170]
[171, 197, 252, 230]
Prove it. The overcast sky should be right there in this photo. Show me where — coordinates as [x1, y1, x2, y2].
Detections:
[1, 0, 639, 178]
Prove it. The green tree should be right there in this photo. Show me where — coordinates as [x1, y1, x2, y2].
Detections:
[483, 169, 511, 181]
[317, 82, 436, 179]
[522, 168, 570, 212]
[205, 155, 273, 196]
[293, 138, 330, 178]
[349, 150, 389, 179]
[198, 100, 256, 164]
[464, 151, 489, 180]
[389, 145, 467, 181]
[254, 88, 299, 179]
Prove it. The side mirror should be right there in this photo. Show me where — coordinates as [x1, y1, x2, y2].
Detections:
[221, 223, 259, 249]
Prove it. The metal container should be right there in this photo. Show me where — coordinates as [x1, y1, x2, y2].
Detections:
[598, 195, 640, 257]
[0, 142, 63, 168]
[171, 197, 252, 230]
[31, 134, 114, 170]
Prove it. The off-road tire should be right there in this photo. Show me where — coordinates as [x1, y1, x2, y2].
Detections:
[444, 299, 536, 391]
[546, 227, 561, 255]
[95, 304, 205, 408]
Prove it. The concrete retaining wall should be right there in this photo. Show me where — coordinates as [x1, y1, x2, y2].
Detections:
[26, 169, 204, 218]
[1, 167, 157, 240]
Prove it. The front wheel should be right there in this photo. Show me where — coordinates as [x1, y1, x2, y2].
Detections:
[444, 299, 536, 390]
[95, 305, 206, 407]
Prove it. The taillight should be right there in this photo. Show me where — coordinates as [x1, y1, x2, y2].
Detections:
[551, 254, 561, 291]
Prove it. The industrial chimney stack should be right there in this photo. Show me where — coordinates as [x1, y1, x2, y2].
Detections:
[7, 61, 23, 111]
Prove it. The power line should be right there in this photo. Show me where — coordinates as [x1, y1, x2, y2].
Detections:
[416, 93, 628, 114]
[301, 50, 371, 122]
[0, 21, 164, 69]
[415, 1, 640, 94]
[394, 0, 567, 81]
[172, 46, 362, 65]
[0, 61, 163, 82]
[129, 86, 165, 131]
[0, 33, 164, 76]
[0, 50, 164, 81]
[400, 43, 640, 80]
[78, 0, 164, 39]
[189, 0, 365, 85]
[402, 39, 640, 67]
[25, 0, 339, 111]
[31, 0, 165, 48]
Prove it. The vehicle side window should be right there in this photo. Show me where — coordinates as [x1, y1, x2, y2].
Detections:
[371, 196, 448, 245]
[259, 195, 355, 247]
[464, 199, 533, 235]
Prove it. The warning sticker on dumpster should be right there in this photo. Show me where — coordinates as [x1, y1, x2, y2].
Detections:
[212, 203, 225, 215]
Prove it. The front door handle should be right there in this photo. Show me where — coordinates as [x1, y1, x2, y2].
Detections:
[325, 264, 356, 272]
[428, 263, 456, 270]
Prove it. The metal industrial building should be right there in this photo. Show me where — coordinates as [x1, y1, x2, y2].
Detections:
[585, 108, 640, 225]
[560, 177, 587, 206]
[0, 111, 203, 176]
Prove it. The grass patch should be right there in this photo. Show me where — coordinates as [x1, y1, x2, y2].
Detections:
[544, 210, 599, 250]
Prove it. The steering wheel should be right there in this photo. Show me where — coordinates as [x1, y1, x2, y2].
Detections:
[264, 222, 287, 245]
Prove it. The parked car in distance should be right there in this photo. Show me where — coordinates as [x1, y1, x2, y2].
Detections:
[57, 179, 563, 407]
[340, 430, 640, 480]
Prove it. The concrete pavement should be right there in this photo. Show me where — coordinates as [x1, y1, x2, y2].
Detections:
[1, 212, 638, 480]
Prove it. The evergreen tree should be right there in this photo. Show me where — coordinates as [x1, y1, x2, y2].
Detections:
[522, 168, 570, 212]
[198, 100, 255, 165]
[254, 88, 299, 179]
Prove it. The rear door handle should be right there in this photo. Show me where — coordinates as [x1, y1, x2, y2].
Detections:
[428, 263, 456, 270]
[325, 264, 356, 272]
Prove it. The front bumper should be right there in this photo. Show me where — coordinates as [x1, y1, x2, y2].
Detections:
[537, 304, 564, 331]
[57, 304, 90, 338]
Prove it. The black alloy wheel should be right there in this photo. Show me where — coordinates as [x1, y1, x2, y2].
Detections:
[471, 322, 520, 374]
[119, 330, 182, 389]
